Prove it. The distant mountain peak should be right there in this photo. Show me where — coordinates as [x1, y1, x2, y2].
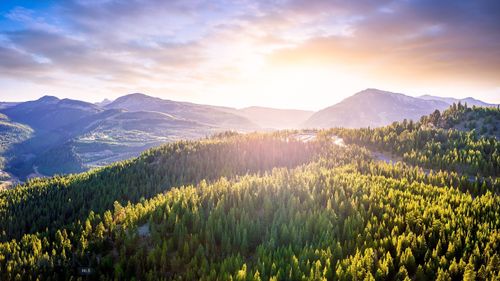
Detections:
[359, 88, 385, 93]
[351, 88, 405, 99]
[37, 95, 59, 103]
[358, 88, 392, 94]
[120, 93, 157, 100]
[303, 89, 450, 129]
[107, 93, 165, 108]
[105, 93, 258, 130]
[95, 98, 112, 107]
[419, 95, 496, 107]
[462, 97, 485, 104]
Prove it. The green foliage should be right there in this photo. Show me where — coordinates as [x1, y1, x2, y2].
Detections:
[421, 103, 500, 138]
[0, 133, 327, 241]
[0, 108, 498, 280]
[2, 159, 498, 280]
[35, 144, 86, 175]
[330, 107, 500, 177]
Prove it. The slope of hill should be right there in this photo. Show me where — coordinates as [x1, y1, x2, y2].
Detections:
[72, 110, 213, 167]
[0, 102, 19, 110]
[105, 93, 258, 130]
[0, 94, 246, 179]
[0, 97, 106, 179]
[330, 104, 500, 177]
[0, 122, 498, 280]
[2, 96, 102, 131]
[0, 113, 33, 153]
[0, 114, 33, 189]
[420, 103, 499, 138]
[0, 133, 323, 240]
[236, 106, 314, 129]
[303, 89, 450, 128]
[419, 94, 496, 107]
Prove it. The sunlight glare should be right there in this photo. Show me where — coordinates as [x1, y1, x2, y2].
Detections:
[230, 63, 365, 109]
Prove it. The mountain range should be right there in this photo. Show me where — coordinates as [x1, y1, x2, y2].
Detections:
[104, 93, 258, 130]
[419, 95, 495, 107]
[303, 89, 497, 128]
[0, 88, 496, 185]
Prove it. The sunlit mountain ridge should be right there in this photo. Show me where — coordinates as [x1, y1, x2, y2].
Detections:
[0, 89, 496, 184]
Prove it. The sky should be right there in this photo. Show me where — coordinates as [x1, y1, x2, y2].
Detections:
[0, 0, 499, 110]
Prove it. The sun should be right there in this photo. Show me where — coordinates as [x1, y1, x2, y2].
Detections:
[242, 63, 365, 109]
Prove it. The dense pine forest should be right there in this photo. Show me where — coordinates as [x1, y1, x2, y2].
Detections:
[0, 106, 499, 280]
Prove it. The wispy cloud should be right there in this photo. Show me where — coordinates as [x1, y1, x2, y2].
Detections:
[0, 0, 499, 107]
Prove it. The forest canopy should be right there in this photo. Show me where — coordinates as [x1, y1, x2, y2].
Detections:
[0, 106, 498, 280]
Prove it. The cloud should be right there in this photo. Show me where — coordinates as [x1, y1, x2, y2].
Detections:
[264, 0, 500, 85]
[0, 45, 48, 74]
[0, 0, 499, 104]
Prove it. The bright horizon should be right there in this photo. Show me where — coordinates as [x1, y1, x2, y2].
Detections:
[1, 1, 500, 110]
[1, 87, 498, 112]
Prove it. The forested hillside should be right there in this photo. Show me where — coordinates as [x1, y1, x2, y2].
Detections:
[0, 108, 499, 280]
[0, 133, 322, 241]
[331, 105, 500, 178]
[420, 103, 499, 138]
